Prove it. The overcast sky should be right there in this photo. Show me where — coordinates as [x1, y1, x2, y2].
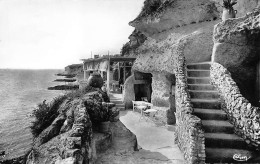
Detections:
[0, 0, 144, 69]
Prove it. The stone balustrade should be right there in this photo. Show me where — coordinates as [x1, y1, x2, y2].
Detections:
[174, 43, 205, 163]
[211, 62, 260, 148]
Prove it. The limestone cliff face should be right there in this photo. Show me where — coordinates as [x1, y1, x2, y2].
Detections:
[129, 0, 221, 74]
[212, 9, 260, 105]
[129, 0, 260, 74]
[130, 0, 219, 36]
[65, 64, 83, 75]
[126, 0, 260, 109]
[132, 20, 218, 74]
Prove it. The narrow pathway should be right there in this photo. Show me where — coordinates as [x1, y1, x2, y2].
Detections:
[108, 93, 185, 163]
[120, 111, 185, 164]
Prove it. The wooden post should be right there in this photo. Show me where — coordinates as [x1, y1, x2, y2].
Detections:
[83, 70, 87, 81]
[123, 62, 126, 83]
[107, 58, 110, 94]
[118, 62, 120, 81]
[83, 61, 86, 81]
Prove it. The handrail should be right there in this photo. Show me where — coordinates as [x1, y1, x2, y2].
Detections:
[210, 62, 260, 147]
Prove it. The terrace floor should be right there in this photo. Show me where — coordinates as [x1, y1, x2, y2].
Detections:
[107, 92, 185, 164]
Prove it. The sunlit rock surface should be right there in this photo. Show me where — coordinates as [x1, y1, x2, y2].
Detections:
[212, 9, 260, 105]
[130, 0, 219, 36]
[132, 20, 218, 74]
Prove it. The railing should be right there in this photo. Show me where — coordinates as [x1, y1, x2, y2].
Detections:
[174, 43, 205, 163]
[211, 62, 260, 147]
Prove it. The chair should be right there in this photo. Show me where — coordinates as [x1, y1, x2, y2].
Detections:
[132, 100, 157, 121]
[132, 101, 146, 112]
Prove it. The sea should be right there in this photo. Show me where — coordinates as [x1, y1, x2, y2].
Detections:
[0, 69, 65, 161]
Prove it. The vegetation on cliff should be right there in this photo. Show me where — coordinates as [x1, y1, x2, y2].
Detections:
[27, 85, 121, 163]
[121, 29, 147, 56]
[31, 95, 67, 137]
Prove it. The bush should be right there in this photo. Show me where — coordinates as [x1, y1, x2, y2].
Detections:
[30, 86, 108, 138]
[30, 95, 67, 137]
[120, 42, 131, 56]
[138, 0, 161, 17]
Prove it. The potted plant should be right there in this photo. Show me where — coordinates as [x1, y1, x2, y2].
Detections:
[222, 0, 237, 21]
[87, 72, 104, 89]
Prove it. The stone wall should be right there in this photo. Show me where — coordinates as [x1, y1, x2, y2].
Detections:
[174, 41, 205, 164]
[151, 72, 172, 107]
[26, 88, 120, 164]
[123, 75, 135, 109]
[211, 62, 260, 148]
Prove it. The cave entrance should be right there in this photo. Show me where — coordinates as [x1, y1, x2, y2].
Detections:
[133, 71, 152, 102]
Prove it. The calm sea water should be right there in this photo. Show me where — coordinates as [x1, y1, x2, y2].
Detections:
[0, 69, 64, 160]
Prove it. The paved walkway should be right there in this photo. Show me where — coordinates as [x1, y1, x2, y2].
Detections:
[108, 93, 185, 163]
[120, 110, 185, 164]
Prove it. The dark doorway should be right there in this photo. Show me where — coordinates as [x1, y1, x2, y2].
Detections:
[133, 71, 152, 102]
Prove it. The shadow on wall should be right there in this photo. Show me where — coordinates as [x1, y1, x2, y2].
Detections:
[151, 73, 175, 107]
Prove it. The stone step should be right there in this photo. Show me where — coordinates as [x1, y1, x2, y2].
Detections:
[188, 84, 215, 90]
[206, 148, 259, 163]
[187, 70, 210, 77]
[187, 63, 211, 70]
[191, 99, 221, 109]
[193, 108, 227, 120]
[202, 120, 234, 134]
[205, 133, 247, 149]
[189, 90, 220, 99]
[187, 77, 210, 84]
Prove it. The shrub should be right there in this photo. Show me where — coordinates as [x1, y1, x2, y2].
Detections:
[30, 95, 67, 137]
[138, 0, 161, 18]
[120, 42, 131, 56]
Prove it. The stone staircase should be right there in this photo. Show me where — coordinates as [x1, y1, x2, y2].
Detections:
[187, 62, 260, 163]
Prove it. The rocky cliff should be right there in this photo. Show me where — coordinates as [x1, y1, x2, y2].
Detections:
[122, 0, 260, 163]
[121, 29, 147, 56]
[26, 87, 137, 164]
[126, 0, 260, 73]
[123, 0, 260, 108]
[212, 9, 260, 105]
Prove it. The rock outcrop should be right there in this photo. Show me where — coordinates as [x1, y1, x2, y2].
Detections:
[130, 0, 219, 36]
[26, 87, 124, 164]
[121, 29, 147, 56]
[212, 9, 260, 105]
[132, 20, 218, 74]
[125, 0, 222, 122]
